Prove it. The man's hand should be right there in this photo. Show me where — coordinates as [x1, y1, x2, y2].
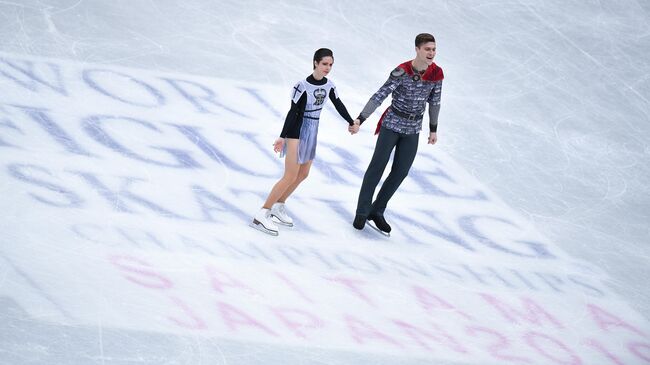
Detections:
[428, 132, 438, 145]
[273, 138, 285, 153]
[348, 119, 361, 135]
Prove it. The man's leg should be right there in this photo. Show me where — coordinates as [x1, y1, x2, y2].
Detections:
[370, 132, 419, 216]
[355, 128, 399, 217]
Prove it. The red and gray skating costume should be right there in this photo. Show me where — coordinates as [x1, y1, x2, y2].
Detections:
[355, 60, 444, 221]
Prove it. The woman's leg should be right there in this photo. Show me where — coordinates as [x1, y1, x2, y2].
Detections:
[263, 139, 300, 209]
[278, 160, 313, 202]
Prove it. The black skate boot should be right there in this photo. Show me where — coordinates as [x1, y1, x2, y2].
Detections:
[353, 214, 367, 230]
[368, 213, 391, 234]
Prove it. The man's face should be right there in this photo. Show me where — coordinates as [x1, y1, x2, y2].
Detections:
[416, 42, 436, 65]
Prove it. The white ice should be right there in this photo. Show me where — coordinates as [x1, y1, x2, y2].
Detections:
[1, 1, 649, 364]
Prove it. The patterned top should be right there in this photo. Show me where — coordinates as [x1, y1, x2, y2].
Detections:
[358, 61, 444, 134]
[280, 75, 353, 138]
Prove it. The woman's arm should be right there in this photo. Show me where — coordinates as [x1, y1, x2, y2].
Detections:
[279, 92, 307, 138]
[328, 88, 354, 125]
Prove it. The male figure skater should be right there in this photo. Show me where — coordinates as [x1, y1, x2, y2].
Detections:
[349, 33, 444, 234]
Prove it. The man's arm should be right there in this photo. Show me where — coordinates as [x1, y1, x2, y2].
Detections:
[356, 67, 403, 124]
[428, 104, 440, 133]
[427, 79, 443, 144]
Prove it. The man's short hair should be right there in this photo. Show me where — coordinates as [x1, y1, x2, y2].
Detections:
[415, 33, 436, 47]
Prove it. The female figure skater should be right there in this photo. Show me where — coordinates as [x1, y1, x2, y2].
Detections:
[251, 48, 355, 236]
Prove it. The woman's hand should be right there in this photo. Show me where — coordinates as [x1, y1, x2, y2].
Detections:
[348, 119, 361, 135]
[273, 138, 285, 153]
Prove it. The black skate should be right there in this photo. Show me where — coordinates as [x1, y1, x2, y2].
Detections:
[353, 214, 367, 230]
[367, 214, 391, 237]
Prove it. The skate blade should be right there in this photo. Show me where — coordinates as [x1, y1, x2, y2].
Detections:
[271, 215, 294, 227]
[249, 221, 279, 236]
[366, 221, 390, 237]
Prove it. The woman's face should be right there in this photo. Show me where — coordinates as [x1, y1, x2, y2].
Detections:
[313, 56, 333, 78]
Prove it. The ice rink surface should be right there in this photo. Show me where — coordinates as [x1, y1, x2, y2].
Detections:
[1, 1, 649, 364]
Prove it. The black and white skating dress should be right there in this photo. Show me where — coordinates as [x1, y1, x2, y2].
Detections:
[279, 75, 354, 164]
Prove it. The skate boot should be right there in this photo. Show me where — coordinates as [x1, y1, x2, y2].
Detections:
[353, 214, 367, 230]
[271, 202, 294, 227]
[250, 208, 279, 236]
[368, 213, 391, 234]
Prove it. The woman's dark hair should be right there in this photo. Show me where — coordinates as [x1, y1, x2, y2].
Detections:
[313, 48, 333, 69]
[415, 33, 436, 48]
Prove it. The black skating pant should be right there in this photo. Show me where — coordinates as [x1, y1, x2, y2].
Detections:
[356, 126, 419, 217]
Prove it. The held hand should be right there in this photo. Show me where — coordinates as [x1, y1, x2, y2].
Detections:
[348, 119, 361, 135]
[273, 138, 284, 153]
[428, 132, 438, 145]
[348, 124, 360, 135]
